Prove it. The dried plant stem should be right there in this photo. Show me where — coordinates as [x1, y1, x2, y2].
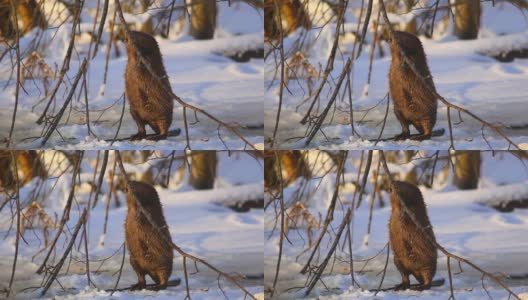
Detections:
[270, 0, 285, 148]
[92, 0, 110, 59]
[40, 59, 89, 146]
[92, 150, 109, 208]
[41, 208, 88, 296]
[270, 152, 285, 297]
[300, 151, 348, 273]
[36, 1, 83, 123]
[7, 151, 21, 297]
[300, 0, 346, 124]
[7, 0, 20, 148]
[304, 151, 373, 296]
[37, 152, 83, 274]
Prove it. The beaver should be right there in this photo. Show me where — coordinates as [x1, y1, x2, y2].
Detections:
[389, 31, 437, 141]
[125, 31, 174, 141]
[389, 180, 437, 291]
[125, 181, 173, 290]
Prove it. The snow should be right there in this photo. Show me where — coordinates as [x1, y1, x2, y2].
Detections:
[264, 151, 528, 299]
[0, 151, 264, 299]
[0, 2, 263, 150]
[265, 3, 528, 149]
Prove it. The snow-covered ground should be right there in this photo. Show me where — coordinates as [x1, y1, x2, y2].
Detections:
[264, 2, 528, 150]
[264, 151, 528, 299]
[0, 2, 263, 150]
[0, 151, 264, 299]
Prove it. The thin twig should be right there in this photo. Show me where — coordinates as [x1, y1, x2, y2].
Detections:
[270, 0, 285, 148]
[373, 242, 390, 296]
[92, 150, 109, 208]
[40, 58, 89, 146]
[7, 0, 20, 148]
[36, 1, 83, 123]
[356, 0, 373, 59]
[300, 151, 348, 274]
[37, 152, 83, 274]
[92, 0, 110, 59]
[7, 151, 21, 297]
[41, 208, 88, 296]
[270, 151, 285, 297]
[305, 151, 373, 296]
[110, 243, 126, 296]
[300, 0, 346, 124]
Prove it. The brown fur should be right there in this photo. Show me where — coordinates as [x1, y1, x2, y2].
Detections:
[125, 31, 174, 141]
[389, 181, 437, 291]
[125, 181, 173, 290]
[389, 31, 437, 141]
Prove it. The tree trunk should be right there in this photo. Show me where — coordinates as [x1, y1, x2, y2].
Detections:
[264, 150, 310, 190]
[402, 0, 417, 34]
[189, 0, 216, 40]
[453, 151, 481, 190]
[189, 151, 217, 190]
[453, 0, 480, 40]
[0, 150, 46, 191]
[264, 0, 310, 39]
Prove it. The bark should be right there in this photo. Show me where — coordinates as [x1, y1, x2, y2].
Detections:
[454, 0, 480, 40]
[453, 151, 481, 190]
[189, 0, 216, 40]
